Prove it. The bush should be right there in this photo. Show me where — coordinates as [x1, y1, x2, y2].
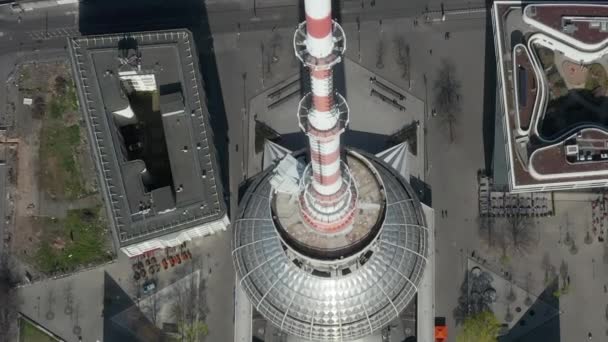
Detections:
[457, 311, 501, 342]
[31, 96, 46, 119]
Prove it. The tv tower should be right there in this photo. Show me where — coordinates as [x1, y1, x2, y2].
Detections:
[294, 0, 355, 232]
[232, 1, 428, 340]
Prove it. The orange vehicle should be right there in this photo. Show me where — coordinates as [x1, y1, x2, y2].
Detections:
[435, 317, 447, 342]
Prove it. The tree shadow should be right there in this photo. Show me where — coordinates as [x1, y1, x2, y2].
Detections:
[453, 268, 495, 325]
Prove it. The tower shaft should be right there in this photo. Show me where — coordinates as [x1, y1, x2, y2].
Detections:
[294, 0, 357, 233]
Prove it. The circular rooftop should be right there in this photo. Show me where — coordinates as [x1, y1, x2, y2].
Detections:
[232, 150, 428, 341]
[273, 152, 385, 261]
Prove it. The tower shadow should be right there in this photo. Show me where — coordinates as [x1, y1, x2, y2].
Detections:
[482, 0, 498, 175]
[499, 277, 561, 342]
[103, 272, 165, 341]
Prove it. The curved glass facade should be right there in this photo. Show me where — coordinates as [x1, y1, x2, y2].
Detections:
[232, 151, 428, 341]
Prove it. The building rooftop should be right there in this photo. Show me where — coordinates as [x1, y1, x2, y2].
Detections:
[68, 30, 225, 248]
[492, 1, 608, 192]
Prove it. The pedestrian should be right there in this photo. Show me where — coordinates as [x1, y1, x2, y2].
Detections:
[588, 332, 592, 340]
[429, 49, 433, 55]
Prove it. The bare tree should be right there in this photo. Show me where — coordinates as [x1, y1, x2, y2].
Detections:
[502, 197, 538, 255]
[559, 260, 569, 290]
[262, 33, 283, 78]
[376, 40, 384, 69]
[0, 254, 18, 342]
[54, 75, 68, 96]
[478, 216, 496, 247]
[64, 282, 74, 316]
[524, 272, 534, 306]
[393, 36, 410, 83]
[504, 214, 537, 255]
[433, 59, 461, 142]
[31, 96, 46, 119]
[171, 271, 206, 342]
[269, 33, 282, 64]
[141, 290, 160, 326]
[541, 252, 556, 285]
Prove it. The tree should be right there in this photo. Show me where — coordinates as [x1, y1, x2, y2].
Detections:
[170, 268, 208, 342]
[456, 311, 501, 342]
[179, 321, 208, 342]
[31, 96, 46, 119]
[376, 40, 384, 69]
[269, 33, 282, 64]
[503, 197, 538, 255]
[393, 36, 410, 82]
[54, 75, 68, 96]
[478, 216, 497, 248]
[433, 59, 461, 142]
[141, 290, 160, 325]
[0, 254, 19, 342]
[453, 269, 495, 325]
[541, 252, 556, 284]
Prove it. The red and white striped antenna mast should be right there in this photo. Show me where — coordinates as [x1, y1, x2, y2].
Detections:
[294, 0, 357, 233]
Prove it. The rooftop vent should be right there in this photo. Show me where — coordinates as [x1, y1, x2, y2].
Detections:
[566, 144, 579, 156]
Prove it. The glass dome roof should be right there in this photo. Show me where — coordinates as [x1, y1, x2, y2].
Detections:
[232, 151, 428, 341]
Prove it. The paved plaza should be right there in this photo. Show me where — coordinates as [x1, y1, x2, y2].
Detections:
[14, 2, 604, 342]
[17, 229, 233, 342]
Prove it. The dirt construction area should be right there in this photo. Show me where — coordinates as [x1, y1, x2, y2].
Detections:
[4, 61, 114, 277]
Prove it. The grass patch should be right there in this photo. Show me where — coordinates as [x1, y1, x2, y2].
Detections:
[585, 63, 608, 91]
[535, 46, 555, 69]
[39, 121, 84, 199]
[38, 78, 85, 200]
[33, 207, 110, 274]
[19, 318, 58, 342]
[49, 79, 78, 119]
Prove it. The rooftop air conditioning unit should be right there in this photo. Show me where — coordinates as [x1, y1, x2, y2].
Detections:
[566, 145, 579, 156]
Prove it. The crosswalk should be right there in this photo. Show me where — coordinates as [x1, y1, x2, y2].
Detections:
[27, 27, 79, 40]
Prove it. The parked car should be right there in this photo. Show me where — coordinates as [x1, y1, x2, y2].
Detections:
[143, 281, 156, 294]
